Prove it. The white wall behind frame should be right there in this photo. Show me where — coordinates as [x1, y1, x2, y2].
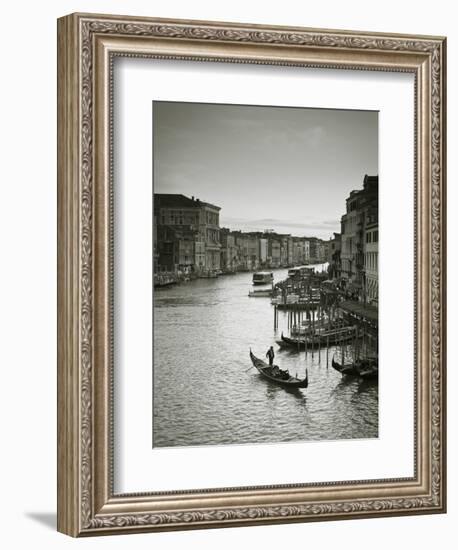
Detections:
[1, 1, 454, 549]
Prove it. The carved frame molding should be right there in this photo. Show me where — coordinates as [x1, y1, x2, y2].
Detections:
[57, 13, 446, 536]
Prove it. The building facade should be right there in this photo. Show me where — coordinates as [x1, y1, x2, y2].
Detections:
[220, 228, 237, 273]
[219, 230, 325, 272]
[259, 237, 268, 266]
[291, 237, 312, 266]
[200, 201, 221, 271]
[244, 233, 261, 271]
[268, 236, 281, 268]
[340, 190, 362, 285]
[340, 175, 378, 300]
[278, 235, 292, 267]
[155, 225, 198, 273]
[328, 232, 342, 279]
[155, 193, 338, 276]
[154, 194, 221, 274]
[306, 237, 328, 264]
[364, 215, 378, 304]
[304, 239, 310, 263]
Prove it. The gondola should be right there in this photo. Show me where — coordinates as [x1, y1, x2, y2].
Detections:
[248, 289, 273, 297]
[249, 350, 308, 388]
[331, 356, 378, 380]
[278, 329, 355, 350]
[358, 367, 378, 380]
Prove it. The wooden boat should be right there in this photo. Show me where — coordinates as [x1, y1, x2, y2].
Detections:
[358, 366, 378, 380]
[249, 350, 308, 388]
[154, 273, 178, 288]
[252, 271, 274, 285]
[278, 327, 355, 350]
[248, 289, 273, 297]
[199, 270, 219, 279]
[331, 357, 360, 376]
[271, 301, 319, 311]
[290, 319, 348, 337]
[154, 279, 177, 288]
[331, 356, 378, 380]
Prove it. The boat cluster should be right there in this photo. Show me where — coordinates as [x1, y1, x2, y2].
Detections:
[248, 267, 378, 389]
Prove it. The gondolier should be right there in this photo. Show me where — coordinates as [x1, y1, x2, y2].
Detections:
[266, 346, 275, 366]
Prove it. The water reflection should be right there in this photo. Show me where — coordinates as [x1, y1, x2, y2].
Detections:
[153, 268, 378, 448]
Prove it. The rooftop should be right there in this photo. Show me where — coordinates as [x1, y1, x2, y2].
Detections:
[154, 193, 221, 211]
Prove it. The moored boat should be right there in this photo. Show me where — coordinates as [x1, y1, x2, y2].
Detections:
[331, 355, 378, 380]
[249, 350, 308, 388]
[154, 273, 178, 288]
[271, 300, 320, 311]
[278, 327, 356, 350]
[199, 269, 219, 278]
[287, 266, 315, 279]
[248, 289, 273, 297]
[252, 271, 274, 285]
[290, 318, 348, 337]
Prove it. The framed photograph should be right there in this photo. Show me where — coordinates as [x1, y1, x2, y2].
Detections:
[57, 13, 446, 536]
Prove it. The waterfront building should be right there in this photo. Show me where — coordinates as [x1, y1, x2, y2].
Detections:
[156, 225, 198, 273]
[340, 190, 361, 287]
[244, 233, 261, 270]
[231, 231, 249, 271]
[340, 175, 378, 299]
[291, 237, 311, 266]
[319, 241, 329, 263]
[220, 228, 237, 273]
[154, 193, 221, 274]
[277, 234, 292, 267]
[286, 236, 293, 266]
[306, 237, 316, 263]
[328, 232, 342, 279]
[221, 231, 310, 270]
[306, 237, 328, 263]
[259, 237, 268, 266]
[155, 193, 337, 275]
[195, 241, 206, 272]
[291, 238, 302, 266]
[201, 201, 221, 271]
[304, 239, 310, 263]
[364, 214, 378, 305]
[268, 237, 282, 268]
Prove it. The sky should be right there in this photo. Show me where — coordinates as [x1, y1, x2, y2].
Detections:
[153, 101, 378, 239]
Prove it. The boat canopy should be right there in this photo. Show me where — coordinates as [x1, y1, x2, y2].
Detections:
[254, 271, 273, 276]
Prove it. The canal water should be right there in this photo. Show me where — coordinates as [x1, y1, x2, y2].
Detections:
[153, 266, 378, 448]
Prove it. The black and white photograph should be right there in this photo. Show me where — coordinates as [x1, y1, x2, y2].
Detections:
[153, 101, 379, 448]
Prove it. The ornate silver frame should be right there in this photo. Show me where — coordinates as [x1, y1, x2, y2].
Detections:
[57, 13, 446, 536]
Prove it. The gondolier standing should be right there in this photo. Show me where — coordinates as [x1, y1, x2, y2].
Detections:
[266, 346, 275, 366]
